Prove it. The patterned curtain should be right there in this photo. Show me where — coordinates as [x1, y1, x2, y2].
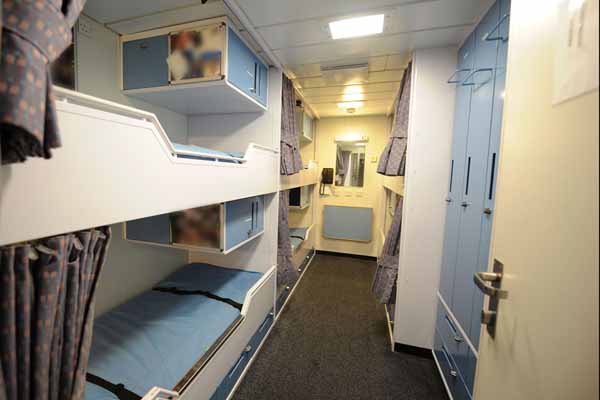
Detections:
[280, 74, 303, 176]
[372, 198, 404, 304]
[277, 191, 299, 287]
[377, 62, 413, 176]
[0, 0, 87, 165]
[0, 227, 111, 400]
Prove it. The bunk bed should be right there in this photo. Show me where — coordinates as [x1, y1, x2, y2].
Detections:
[279, 160, 319, 191]
[0, 87, 279, 247]
[86, 263, 276, 400]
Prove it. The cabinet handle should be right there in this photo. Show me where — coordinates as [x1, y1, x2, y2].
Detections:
[447, 68, 471, 84]
[248, 63, 258, 93]
[484, 14, 510, 42]
[461, 68, 494, 86]
[251, 201, 255, 232]
[441, 344, 458, 378]
[449, 159, 455, 193]
[488, 153, 497, 200]
[445, 316, 464, 343]
[464, 156, 472, 195]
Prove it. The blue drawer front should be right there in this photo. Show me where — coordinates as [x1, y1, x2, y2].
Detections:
[227, 28, 267, 105]
[225, 197, 254, 251]
[126, 214, 171, 244]
[434, 329, 472, 400]
[211, 311, 274, 400]
[123, 35, 169, 90]
[436, 297, 476, 394]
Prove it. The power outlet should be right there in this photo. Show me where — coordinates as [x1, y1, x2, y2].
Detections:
[78, 18, 93, 37]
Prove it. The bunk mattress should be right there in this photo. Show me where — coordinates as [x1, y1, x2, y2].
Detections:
[173, 143, 245, 163]
[86, 263, 262, 399]
[289, 227, 309, 253]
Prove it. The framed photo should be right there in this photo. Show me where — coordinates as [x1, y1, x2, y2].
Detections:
[168, 23, 225, 84]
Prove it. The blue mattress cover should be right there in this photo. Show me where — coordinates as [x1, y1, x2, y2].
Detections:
[173, 143, 245, 160]
[86, 264, 262, 399]
[289, 227, 308, 240]
[157, 263, 262, 305]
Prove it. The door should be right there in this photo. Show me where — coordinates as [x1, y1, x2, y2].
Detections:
[473, 1, 599, 399]
[224, 197, 254, 251]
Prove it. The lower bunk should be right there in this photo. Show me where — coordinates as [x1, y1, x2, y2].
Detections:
[86, 263, 276, 400]
[276, 225, 316, 315]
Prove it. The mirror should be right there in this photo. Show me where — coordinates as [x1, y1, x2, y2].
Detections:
[335, 142, 366, 187]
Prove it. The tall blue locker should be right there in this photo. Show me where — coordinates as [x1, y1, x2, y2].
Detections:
[434, 0, 510, 397]
[439, 33, 475, 303]
[469, 0, 511, 348]
[451, 1, 500, 345]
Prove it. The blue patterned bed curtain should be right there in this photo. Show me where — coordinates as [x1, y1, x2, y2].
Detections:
[372, 198, 404, 304]
[280, 74, 303, 176]
[277, 191, 299, 287]
[0, 227, 111, 400]
[0, 0, 86, 165]
[377, 62, 413, 176]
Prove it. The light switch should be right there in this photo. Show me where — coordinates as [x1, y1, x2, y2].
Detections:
[371, 155, 378, 163]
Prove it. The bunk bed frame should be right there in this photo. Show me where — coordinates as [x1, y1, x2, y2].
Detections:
[0, 87, 279, 247]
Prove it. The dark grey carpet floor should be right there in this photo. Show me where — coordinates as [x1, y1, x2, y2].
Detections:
[233, 254, 448, 400]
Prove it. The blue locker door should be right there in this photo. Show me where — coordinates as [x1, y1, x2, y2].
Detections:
[227, 28, 257, 98]
[257, 63, 269, 105]
[439, 34, 476, 303]
[122, 36, 169, 90]
[253, 196, 265, 234]
[451, 1, 500, 347]
[225, 198, 253, 251]
[469, 0, 511, 349]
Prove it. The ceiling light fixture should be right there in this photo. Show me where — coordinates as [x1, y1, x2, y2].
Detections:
[329, 14, 385, 40]
[337, 101, 364, 109]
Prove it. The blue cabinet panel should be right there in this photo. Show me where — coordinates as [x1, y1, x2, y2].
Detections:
[439, 33, 475, 303]
[123, 36, 169, 90]
[469, 0, 511, 349]
[126, 214, 171, 244]
[451, 1, 500, 346]
[322, 206, 373, 242]
[252, 196, 265, 235]
[227, 28, 268, 106]
[225, 197, 255, 251]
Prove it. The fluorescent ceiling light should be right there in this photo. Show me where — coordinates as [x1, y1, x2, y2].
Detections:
[342, 93, 365, 102]
[338, 102, 364, 109]
[329, 14, 385, 40]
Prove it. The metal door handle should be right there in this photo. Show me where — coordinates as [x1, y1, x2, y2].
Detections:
[447, 68, 471, 84]
[445, 197, 453, 204]
[461, 68, 494, 86]
[475, 260, 507, 338]
[474, 272, 505, 297]
[484, 208, 493, 215]
[461, 201, 471, 208]
[484, 13, 510, 42]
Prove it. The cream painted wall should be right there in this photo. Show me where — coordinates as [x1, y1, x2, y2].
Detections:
[313, 116, 389, 257]
[474, 1, 599, 398]
[76, 15, 188, 315]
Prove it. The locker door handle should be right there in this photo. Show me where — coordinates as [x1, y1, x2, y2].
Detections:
[461, 201, 471, 208]
[445, 316, 464, 343]
[484, 208, 493, 215]
[441, 344, 458, 378]
[445, 197, 453, 204]
[484, 13, 510, 42]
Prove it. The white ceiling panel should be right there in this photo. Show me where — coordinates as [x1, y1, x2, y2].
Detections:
[301, 82, 401, 98]
[316, 100, 394, 117]
[232, 0, 427, 28]
[303, 92, 399, 104]
[274, 25, 465, 66]
[294, 70, 403, 90]
[84, 0, 205, 24]
[256, 0, 483, 51]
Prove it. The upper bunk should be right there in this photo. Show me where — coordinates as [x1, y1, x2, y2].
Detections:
[280, 160, 319, 191]
[0, 87, 279, 246]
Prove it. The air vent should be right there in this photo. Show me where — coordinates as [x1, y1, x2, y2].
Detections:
[320, 63, 369, 85]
